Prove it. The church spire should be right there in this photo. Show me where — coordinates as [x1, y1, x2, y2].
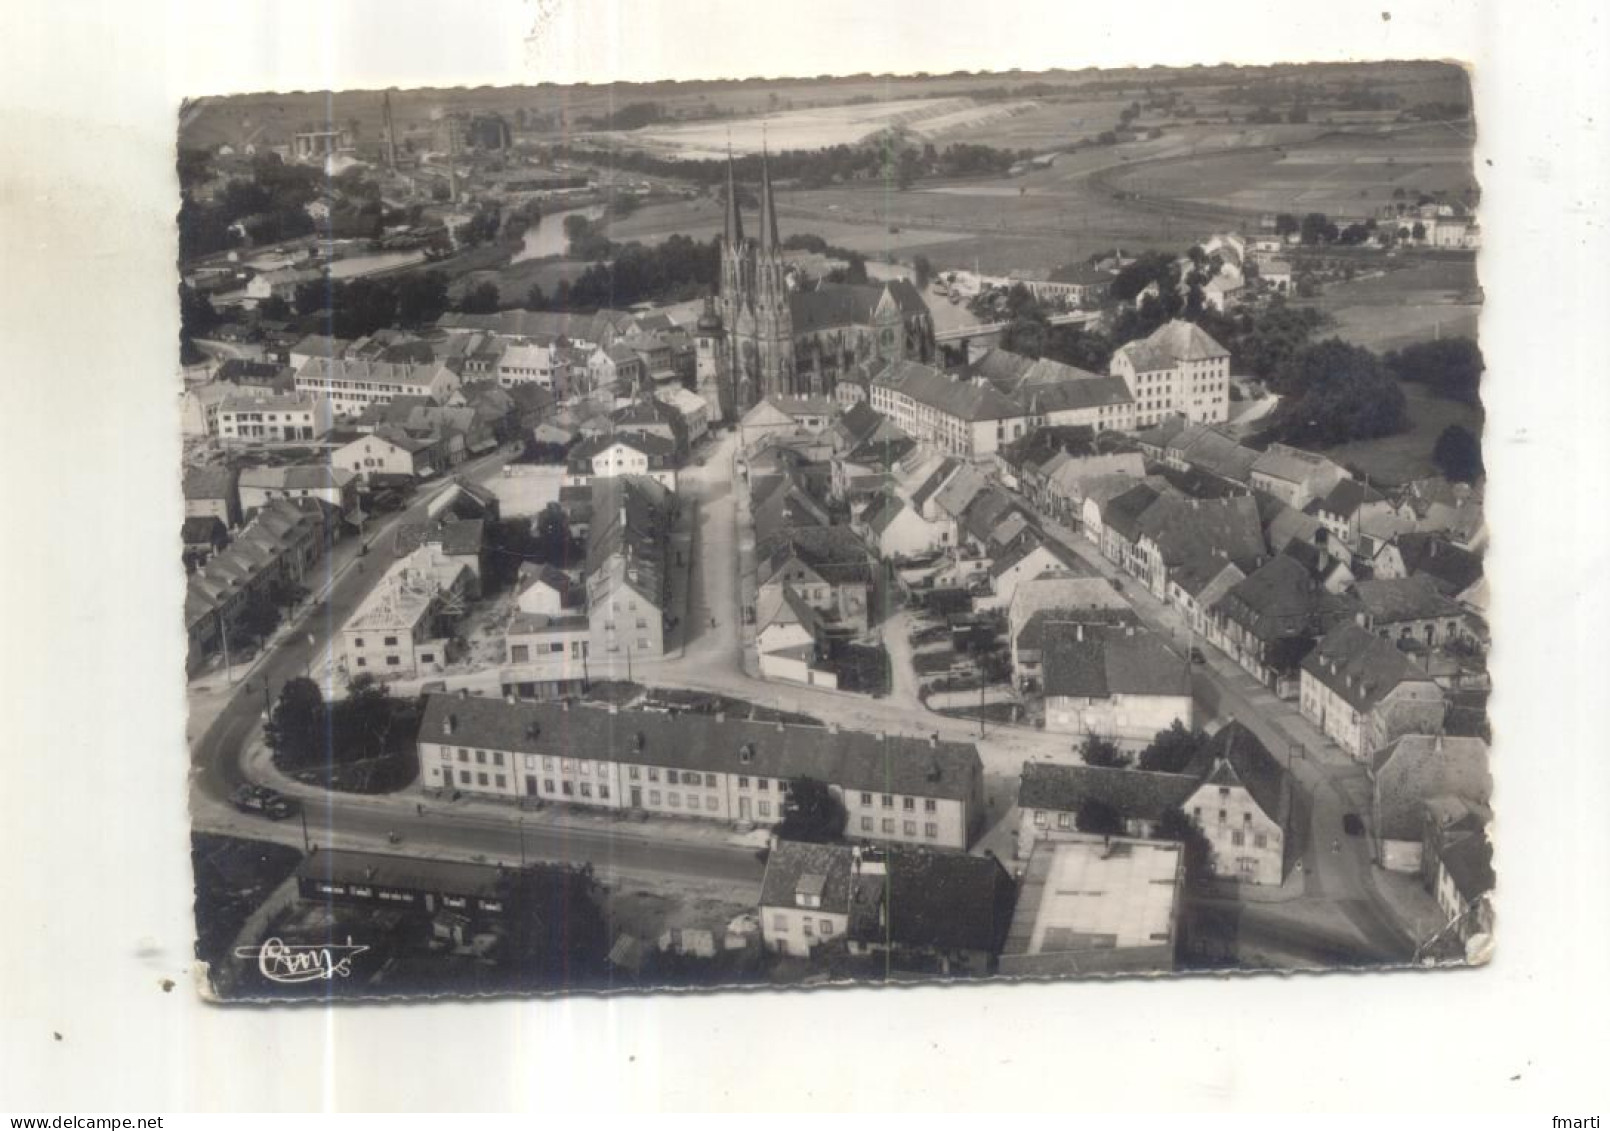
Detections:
[724, 141, 745, 246]
[759, 130, 781, 252]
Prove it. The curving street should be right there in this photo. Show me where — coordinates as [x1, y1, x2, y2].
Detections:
[190, 428, 1420, 966]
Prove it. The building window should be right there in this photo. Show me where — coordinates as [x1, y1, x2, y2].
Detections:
[740, 776, 751, 788]
[704, 773, 717, 788]
[477, 772, 489, 786]
[666, 770, 679, 785]
[903, 821, 916, 836]
[705, 796, 719, 812]
[668, 793, 680, 808]
[561, 782, 573, 796]
[1056, 812, 1072, 831]
[1254, 833, 1268, 849]
[600, 785, 610, 800]
[803, 920, 815, 938]
[460, 770, 472, 785]
[475, 750, 486, 765]
[758, 801, 772, 818]
[629, 766, 641, 780]
[1218, 809, 1226, 824]
[924, 823, 938, 839]
[1231, 830, 1245, 847]
[757, 779, 768, 791]
[543, 780, 554, 793]
[579, 783, 592, 799]
[861, 817, 873, 833]
[772, 914, 788, 933]
[649, 790, 661, 805]
[819, 918, 833, 936]
[924, 799, 936, 813]
[495, 774, 506, 789]
[902, 797, 914, 811]
[384, 636, 398, 646]
[648, 768, 660, 782]
[882, 794, 893, 808]
[882, 818, 894, 834]
[1033, 811, 1048, 828]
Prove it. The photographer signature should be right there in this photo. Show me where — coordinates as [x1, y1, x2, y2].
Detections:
[234, 937, 369, 984]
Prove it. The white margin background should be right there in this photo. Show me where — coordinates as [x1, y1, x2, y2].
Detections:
[2, 0, 1606, 1113]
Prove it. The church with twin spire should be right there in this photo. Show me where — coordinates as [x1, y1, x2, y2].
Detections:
[702, 147, 936, 417]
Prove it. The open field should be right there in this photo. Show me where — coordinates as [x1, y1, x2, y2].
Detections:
[1299, 257, 1483, 352]
[1101, 126, 1478, 218]
[180, 61, 1466, 160]
[1317, 384, 1483, 487]
[593, 97, 1052, 159]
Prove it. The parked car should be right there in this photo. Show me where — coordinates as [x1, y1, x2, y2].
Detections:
[1190, 647, 1206, 664]
[1343, 813, 1365, 837]
[231, 784, 297, 821]
[1109, 577, 1124, 593]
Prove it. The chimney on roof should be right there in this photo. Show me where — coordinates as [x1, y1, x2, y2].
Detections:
[458, 688, 470, 701]
[929, 733, 939, 748]
[1076, 623, 1084, 642]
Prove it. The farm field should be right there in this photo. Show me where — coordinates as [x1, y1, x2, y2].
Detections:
[1101, 125, 1478, 218]
[1321, 303, 1480, 354]
[1317, 383, 1483, 487]
[1300, 257, 1483, 352]
[594, 97, 1056, 158]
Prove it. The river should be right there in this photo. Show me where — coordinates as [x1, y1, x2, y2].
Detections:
[511, 205, 605, 264]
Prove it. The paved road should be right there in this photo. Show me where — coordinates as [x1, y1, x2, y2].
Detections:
[1017, 499, 1416, 963]
[193, 787, 765, 889]
[191, 448, 515, 806]
[190, 430, 1417, 964]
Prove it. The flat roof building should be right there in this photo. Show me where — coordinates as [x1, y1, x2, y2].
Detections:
[999, 835, 1184, 976]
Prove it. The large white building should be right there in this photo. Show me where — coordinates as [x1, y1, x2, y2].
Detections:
[216, 395, 332, 444]
[1110, 320, 1232, 428]
[294, 356, 462, 418]
[340, 545, 475, 678]
[416, 695, 987, 850]
[870, 360, 1032, 459]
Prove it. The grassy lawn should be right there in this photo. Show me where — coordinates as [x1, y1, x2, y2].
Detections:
[1318, 383, 1483, 487]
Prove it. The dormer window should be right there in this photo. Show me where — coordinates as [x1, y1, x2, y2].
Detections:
[795, 873, 825, 909]
[739, 743, 754, 765]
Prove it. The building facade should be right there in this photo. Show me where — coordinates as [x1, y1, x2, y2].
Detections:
[415, 695, 986, 850]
